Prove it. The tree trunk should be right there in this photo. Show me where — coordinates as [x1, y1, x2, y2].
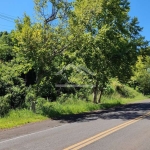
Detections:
[93, 81, 99, 103]
[98, 89, 103, 103]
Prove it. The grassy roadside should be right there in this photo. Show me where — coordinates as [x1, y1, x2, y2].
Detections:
[42, 94, 147, 118]
[0, 109, 47, 129]
[0, 87, 147, 129]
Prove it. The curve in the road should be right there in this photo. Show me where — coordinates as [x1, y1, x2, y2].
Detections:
[64, 111, 150, 150]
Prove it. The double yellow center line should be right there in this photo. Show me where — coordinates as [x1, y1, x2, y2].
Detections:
[64, 111, 150, 150]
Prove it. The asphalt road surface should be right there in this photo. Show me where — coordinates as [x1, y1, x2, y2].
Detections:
[0, 99, 150, 150]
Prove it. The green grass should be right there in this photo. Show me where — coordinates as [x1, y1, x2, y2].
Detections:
[0, 109, 47, 129]
[0, 94, 146, 129]
[42, 92, 147, 118]
[42, 100, 100, 118]
[100, 86, 147, 108]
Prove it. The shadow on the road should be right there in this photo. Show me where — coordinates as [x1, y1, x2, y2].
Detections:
[53, 102, 150, 123]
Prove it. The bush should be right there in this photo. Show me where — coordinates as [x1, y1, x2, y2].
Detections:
[8, 85, 26, 109]
[57, 89, 91, 104]
[104, 85, 115, 95]
[36, 97, 47, 114]
[25, 87, 36, 109]
[116, 85, 135, 98]
[57, 93, 69, 103]
[76, 88, 91, 101]
[25, 88, 47, 113]
[0, 96, 10, 117]
[0, 66, 26, 109]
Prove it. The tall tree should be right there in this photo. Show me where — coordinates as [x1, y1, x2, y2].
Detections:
[13, 15, 71, 93]
[69, 0, 148, 103]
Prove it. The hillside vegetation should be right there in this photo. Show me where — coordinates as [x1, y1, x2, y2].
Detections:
[0, 80, 146, 129]
[0, 0, 150, 129]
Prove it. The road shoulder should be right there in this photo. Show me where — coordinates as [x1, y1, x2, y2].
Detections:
[0, 119, 64, 141]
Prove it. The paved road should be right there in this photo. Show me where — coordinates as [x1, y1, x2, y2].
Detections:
[0, 99, 150, 150]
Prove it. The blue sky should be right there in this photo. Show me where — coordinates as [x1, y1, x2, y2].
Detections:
[0, 0, 150, 42]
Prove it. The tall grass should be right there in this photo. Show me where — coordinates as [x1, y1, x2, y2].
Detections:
[0, 109, 47, 129]
[42, 86, 146, 118]
[42, 100, 100, 118]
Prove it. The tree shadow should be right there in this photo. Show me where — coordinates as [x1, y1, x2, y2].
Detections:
[53, 102, 150, 123]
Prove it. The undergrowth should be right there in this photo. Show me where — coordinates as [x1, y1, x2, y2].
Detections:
[0, 80, 147, 129]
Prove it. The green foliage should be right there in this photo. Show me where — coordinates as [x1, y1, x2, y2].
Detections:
[0, 0, 149, 119]
[25, 87, 36, 109]
[0, 31, 14, 62]
[103, 79, 141, 99]
[0, 63, 26, 111]
[0, 96, 10, 117]
[57, 93, 69, 103]
[0, 109, 47, 129]
[37, 76, 57, 99]
[131, 56, 150, 94]
[69, 0, 148, 103]
[104, 85, 115, 95]
[36, 97, 47, 114]
[40, 84, 145, 118]
[42, 102, 62, 117]
[116, 85, 135, 98]
[42, 100, 100, 118]
[25, 88, 48, 113]
[13, 15, 72, 99]
[57, 88, 91, 104]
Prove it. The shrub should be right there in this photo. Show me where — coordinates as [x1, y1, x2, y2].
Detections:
[25, 87, 36, 110]
[0, 66, 26, 109]
[57, 93, 68, 103]
[0, 96, 10, 117]
[116, 85, 135, 98]
[36, 97, 47, 114]
[8, 85, 26, 109]
[104, 85, 115, 95]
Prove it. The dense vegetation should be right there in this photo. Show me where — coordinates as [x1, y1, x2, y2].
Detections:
[0, 0, 150, 123]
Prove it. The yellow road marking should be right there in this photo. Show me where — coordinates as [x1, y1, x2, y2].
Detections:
[64, 112, 150, 150]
